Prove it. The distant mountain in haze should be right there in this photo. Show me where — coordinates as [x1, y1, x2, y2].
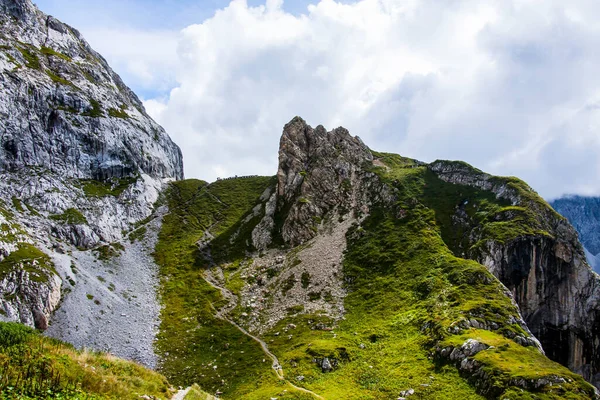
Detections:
[551, 196, 600, 272]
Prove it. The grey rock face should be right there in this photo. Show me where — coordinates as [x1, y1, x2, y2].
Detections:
[0, 0, 182, 367]
[0, 268, 61, 329]
[0, 0, 183, 180]
[1, 0, 36, 22]
[429, 160, 600, 388]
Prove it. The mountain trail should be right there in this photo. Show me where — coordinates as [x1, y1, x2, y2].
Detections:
[171, 387, 190, 400]
[203, 268, 324, 399]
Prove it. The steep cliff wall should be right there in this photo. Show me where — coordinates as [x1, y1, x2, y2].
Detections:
[0, 0, 182, 180]
[0, 0, 183, 367]
[429, 160, 600, 387]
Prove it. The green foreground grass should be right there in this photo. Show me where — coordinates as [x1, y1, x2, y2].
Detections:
[0, 322, 173, 399]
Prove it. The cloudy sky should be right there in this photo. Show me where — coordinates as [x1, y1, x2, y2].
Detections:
[35, 0, 600, 199]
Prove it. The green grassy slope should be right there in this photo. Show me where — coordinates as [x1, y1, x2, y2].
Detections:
[0, 322, 173, 399]
[258, 159, 592, 399]
[154, 177, 308, 398]
[154, 160, 595, 399]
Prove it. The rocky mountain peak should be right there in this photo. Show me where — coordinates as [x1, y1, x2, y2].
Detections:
[252, 117, 394, 248]
[277, 116, 372, 202]
[251, 117, 392, 250]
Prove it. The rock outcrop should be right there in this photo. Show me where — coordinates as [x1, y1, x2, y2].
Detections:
[437, 339, 580, 397]
[0, 269, 61, 330]
[253, 116, 394, 249]
[429, 160, 600, 387]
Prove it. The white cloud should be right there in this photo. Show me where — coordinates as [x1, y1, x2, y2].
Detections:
[83, 28, 180, 95]
[141, 0, 600, 198]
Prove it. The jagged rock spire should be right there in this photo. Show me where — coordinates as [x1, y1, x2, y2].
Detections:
[277, 116, 372, 201]
[251, 116, 391, 247]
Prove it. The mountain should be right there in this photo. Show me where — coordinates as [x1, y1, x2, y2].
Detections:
[0, 0, 182, 369]
[551, 196, 600, 273]
[1, 0, 600, 399]
[0, 0, 182, 180]
[152, 118, 600, 398]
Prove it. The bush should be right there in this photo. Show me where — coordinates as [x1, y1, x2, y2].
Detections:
[0, 322, 34, 347]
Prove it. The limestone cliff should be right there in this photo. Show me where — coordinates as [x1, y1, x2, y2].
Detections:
[0, 0, 182, 180]
[0, 0, 182, 368]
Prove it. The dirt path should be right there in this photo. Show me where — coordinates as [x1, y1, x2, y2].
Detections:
[204, 268, 324, 399]
[171, 385, 219, 400]
[171, 387, 190, 400]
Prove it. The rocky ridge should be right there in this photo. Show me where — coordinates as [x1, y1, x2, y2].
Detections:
[167, 117, 596, 398]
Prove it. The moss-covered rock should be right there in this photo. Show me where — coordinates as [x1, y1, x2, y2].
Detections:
[0, 243, 57, 283]
[50, 208, 87, 225]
